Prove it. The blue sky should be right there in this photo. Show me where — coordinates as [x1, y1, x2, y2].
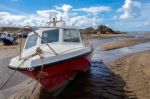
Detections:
[0, 0, 122, 13]
[0, 0, 150, 31]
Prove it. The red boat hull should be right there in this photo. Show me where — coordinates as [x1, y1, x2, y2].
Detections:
[20, 53, 92, 92]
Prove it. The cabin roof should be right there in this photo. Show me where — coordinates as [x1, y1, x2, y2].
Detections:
[34, 26, 79, 31]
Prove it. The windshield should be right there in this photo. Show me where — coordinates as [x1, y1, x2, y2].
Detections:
[63, 29, 80, 42]
[25, 34, 37, 49]
[41, 29, 59, 44]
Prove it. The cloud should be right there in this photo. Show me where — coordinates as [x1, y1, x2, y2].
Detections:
[73, 6, 111, 14]
[118, 0, 141, 19]
[0, 11, 50, 27]
[0, 12, 26, 26]
[135, 21, 150, 28]
[111, 2, 150, 31]
[0, 4, 108, 28]
[55, 4, 72, 13]
[1, 1, 150, 31]
[23, 15, 47, 26]
[54, 4, 105, 27]
[71, 16, 102, 28]
[37, 10, 60, 18]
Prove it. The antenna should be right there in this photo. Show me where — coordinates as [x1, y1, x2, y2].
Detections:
[46, 10, 66, 27]
[49, 9, 51, 25]
[47, 9, 52, 27]
[53, 17, 57, 26]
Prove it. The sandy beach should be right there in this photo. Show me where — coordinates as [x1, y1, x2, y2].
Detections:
[0, 38, 26, 59]
[0, 36, 150, 98]
[109, 50, 150, 99]
[101, 38, 150, 51]
[0, 0, 149, 98]
[86, 33, 133, 39]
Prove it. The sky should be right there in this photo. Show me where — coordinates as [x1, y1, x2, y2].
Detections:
[0, 0, 149, 31]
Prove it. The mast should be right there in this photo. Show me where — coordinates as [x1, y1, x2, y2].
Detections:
[47, 10, 65, 27]
[49, 17, 62, 26]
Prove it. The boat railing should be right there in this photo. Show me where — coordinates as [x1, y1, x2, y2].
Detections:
[10, 25, 88, 60]
[82, 37, 88, 46]
[14, 26, 58, 60]
[0, 26, 90, 96]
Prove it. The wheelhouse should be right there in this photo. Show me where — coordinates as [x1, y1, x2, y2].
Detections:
[24, 27, 82, 50]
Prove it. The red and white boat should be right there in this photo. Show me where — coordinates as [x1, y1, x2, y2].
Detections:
[9, 23, 93, 94]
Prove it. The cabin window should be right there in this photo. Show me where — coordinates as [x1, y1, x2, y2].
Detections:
[25, 34, 37, 49]
[63, 29, 80, 42]
[41, 29, 59, 44]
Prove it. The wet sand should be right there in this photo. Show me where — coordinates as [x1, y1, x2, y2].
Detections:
[101, 38, 150, 51]
[0, 37, 150, 98]
[5, 50, 150, 99]
[1, 39, 126, 99]
[1, 61, 128, 99]
[109, 51, 150, 99]
[87, 33, 133, 39]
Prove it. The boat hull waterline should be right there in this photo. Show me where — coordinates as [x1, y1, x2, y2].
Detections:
[19, 53, 92, 92]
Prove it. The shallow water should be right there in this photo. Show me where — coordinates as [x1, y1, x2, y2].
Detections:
[0, 34, 150, 98]
[53, 39, 150, 98]
[91, 39, 150, 64]
[129, 32, 150, 38]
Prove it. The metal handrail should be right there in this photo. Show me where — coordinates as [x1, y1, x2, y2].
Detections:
[18, 26, 58, 59]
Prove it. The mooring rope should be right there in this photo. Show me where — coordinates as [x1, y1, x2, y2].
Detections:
[0, 25, 89, 98]
[0, 59, 26, 89]
[0, 50, 40, 90]
[15, 26, 58, 60]
[28, 48, 47, 99]
[22, 26, 58, 56]
[0, 37, 25, 89]
[19, 29, 23, 59]
[33, 31, 58, 55]
[12, 41, 19, 55]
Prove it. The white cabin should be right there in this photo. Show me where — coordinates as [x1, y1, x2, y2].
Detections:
[21, 26, 86, 58]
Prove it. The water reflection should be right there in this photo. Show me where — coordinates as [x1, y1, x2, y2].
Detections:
[91, 39, 150, 64]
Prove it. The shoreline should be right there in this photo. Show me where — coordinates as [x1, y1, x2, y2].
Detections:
[0, 36, 150, 98]
[2, 49, 150, 99]
[109, 50, 150, 99]
[86, 33, 133, 39]
[101, 38, 150, 51]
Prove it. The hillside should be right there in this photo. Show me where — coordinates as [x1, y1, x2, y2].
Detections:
[81, 25, 122, 35]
